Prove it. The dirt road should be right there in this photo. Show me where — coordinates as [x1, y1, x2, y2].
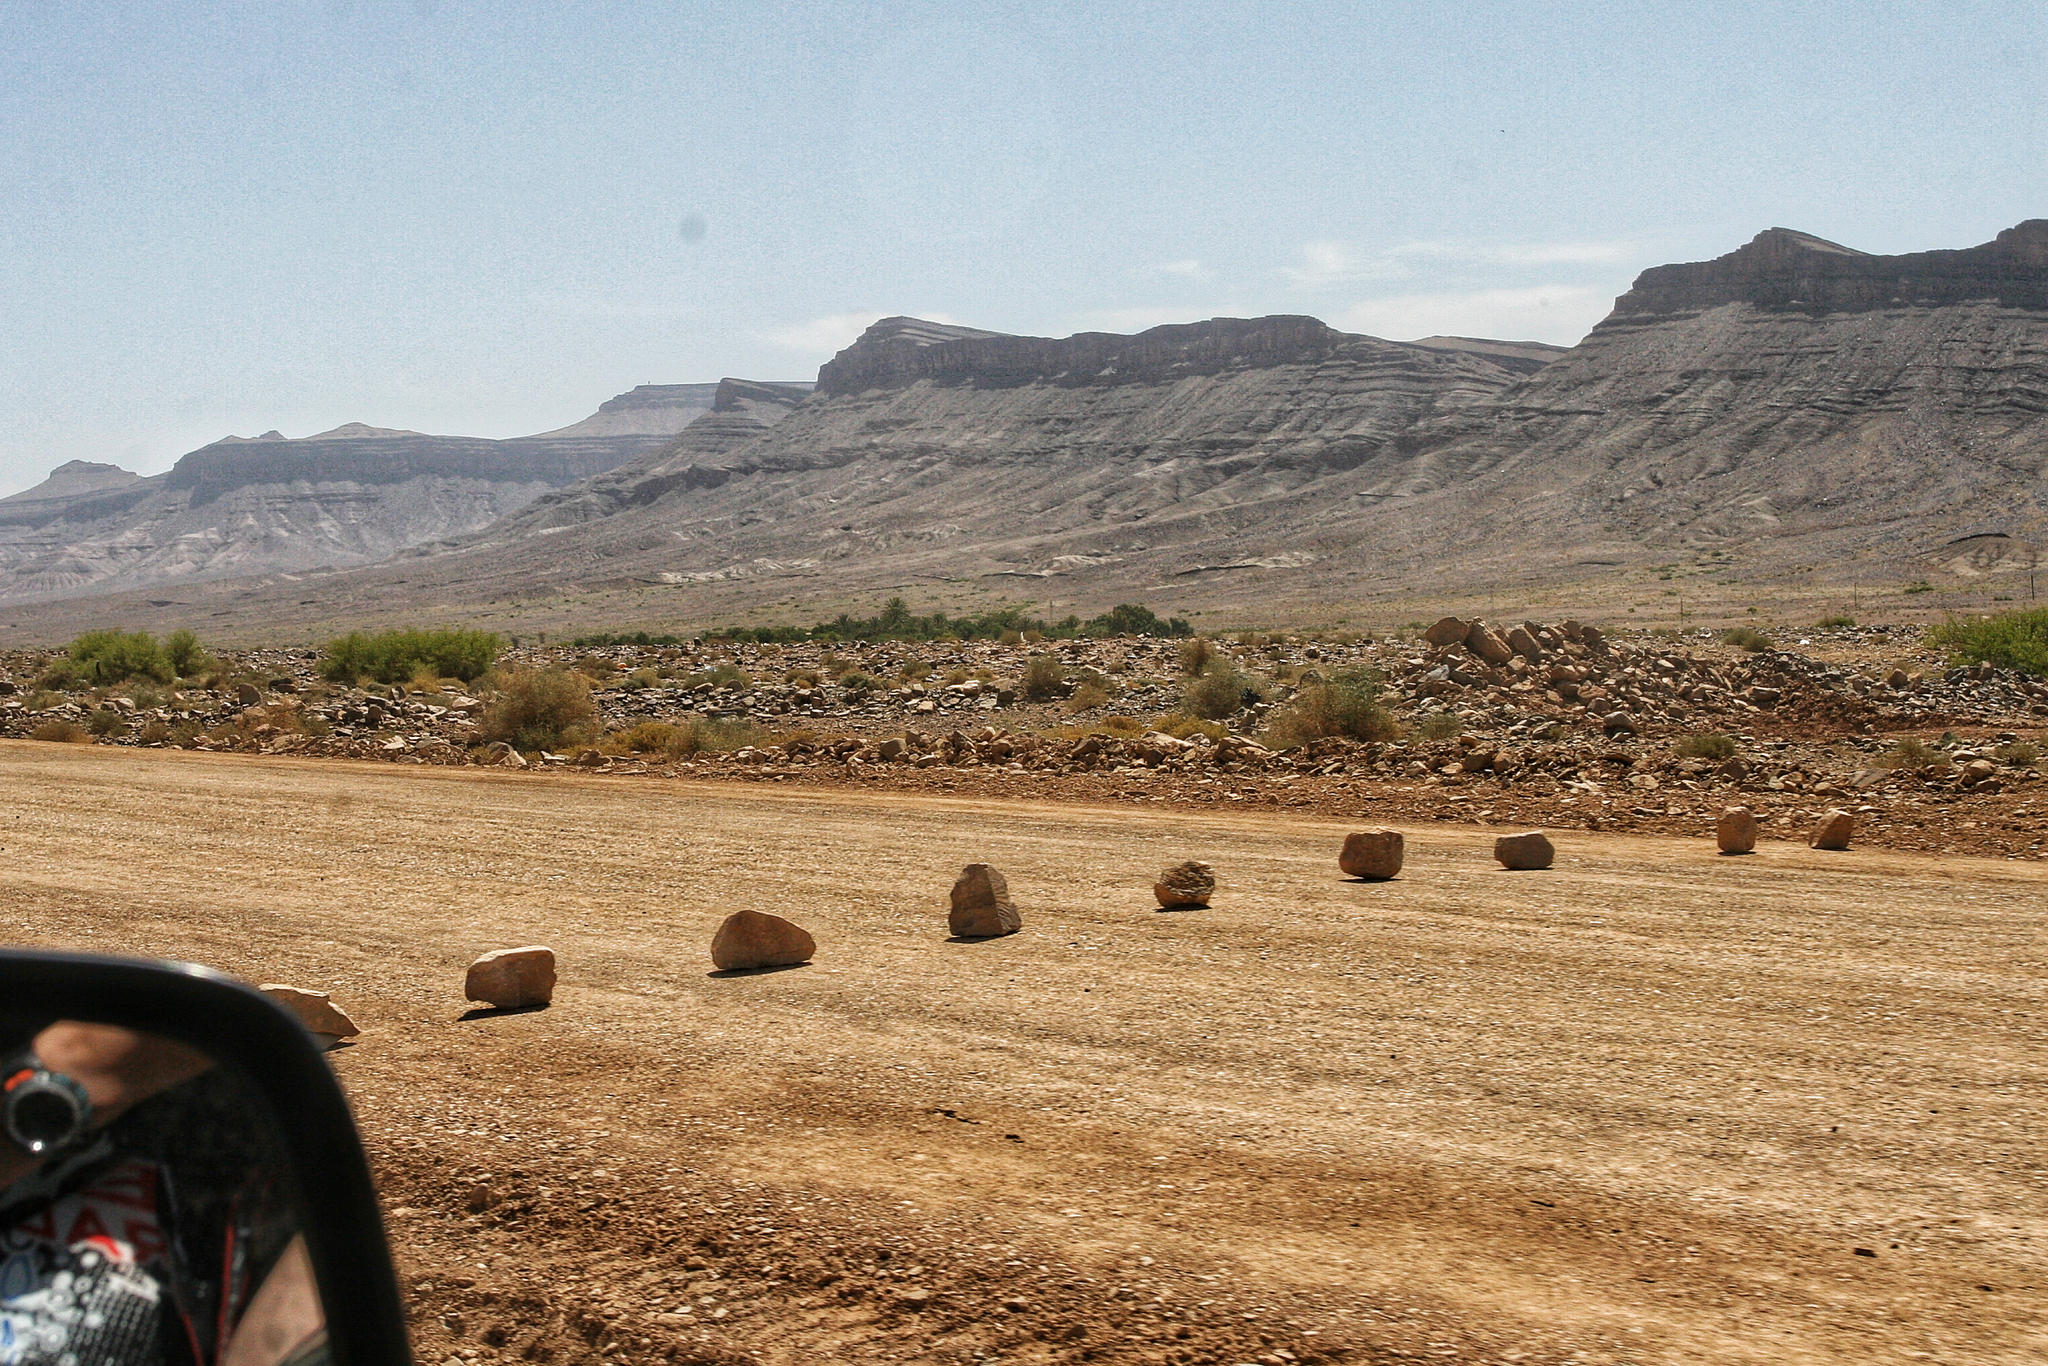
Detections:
[2, 741, 2041, 1365]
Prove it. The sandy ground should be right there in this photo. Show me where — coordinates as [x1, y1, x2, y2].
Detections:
[1, 741, 2042, 1366]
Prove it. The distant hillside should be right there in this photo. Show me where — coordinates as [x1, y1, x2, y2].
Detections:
[0, 387, 710, 602]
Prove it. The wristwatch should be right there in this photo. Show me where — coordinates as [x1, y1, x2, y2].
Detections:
[3, 1054, 93, 1157]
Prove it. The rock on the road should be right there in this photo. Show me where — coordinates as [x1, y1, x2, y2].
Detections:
[710, 909, 816, 971]
[1716, 806, 1760, 855]
[258, 984, 360, 1048]
[1339, 829, 1405, 880]
[465, 946, 557, 1007]
[1810, 809, 1855, 850]
[1153, 860, 1216, 908]
[1494, 831, 1556, 870]
[949, 863, 1023, 938]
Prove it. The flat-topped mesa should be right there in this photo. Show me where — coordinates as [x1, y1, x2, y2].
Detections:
[814, 314, 1356, 396]
[1611, 219, 2048, 318]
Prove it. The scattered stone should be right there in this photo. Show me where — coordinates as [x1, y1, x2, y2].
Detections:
[949, 863, 1022, 938]
[1715, 806, 1760, 854]
[710, 909, 816, 971]
[1810, 809, 1855, 850]
[233, 681, 263, 706]
[257, 984, 360, 1049]
[1153, 860, 1215, 908]
[464, 946, 556, 1008]
[1494, 831, 1555, 870]
[1338, 829, 1405, 880]
[485, 741, 527, 769]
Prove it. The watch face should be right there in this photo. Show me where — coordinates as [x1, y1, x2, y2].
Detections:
[6, 1072, 89, 1154]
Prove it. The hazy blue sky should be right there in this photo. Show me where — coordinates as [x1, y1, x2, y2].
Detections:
[3, 1, 2043, 494]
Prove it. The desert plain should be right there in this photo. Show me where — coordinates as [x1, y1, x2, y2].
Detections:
[1, 740, 2039, 1366]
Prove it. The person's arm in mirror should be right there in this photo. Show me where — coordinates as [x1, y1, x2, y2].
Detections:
[222, 1234, 329, 1366]
[0, 1021, 212, 1187]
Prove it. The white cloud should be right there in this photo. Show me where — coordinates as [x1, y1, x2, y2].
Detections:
[1282, 236, 1640, 289]
[1338, 286, 1611, 346]
[1149, 259, 1214, 282]
[1280, 240, 1410, 288]
[761, 311, 960, 354]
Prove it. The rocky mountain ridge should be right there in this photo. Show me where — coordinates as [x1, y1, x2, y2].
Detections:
[0, 387, 714, 603]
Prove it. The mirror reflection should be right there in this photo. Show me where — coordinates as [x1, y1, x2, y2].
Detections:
[0, 1021, 327, 1366]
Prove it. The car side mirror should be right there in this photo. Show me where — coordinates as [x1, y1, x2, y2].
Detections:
[0, 949, 412, 1366]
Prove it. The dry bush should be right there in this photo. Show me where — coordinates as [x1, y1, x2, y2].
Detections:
[1063, 681, 1111, 713]
[1184, 662, 1262, 720]
[898, 659, 933, 683]
[1101, 714, 1143, 735]
[478, 669, 598, 753]
[838, 671, 882, 694]
[574, 654, 619, 681]
[1263, 668, 1396, 747]
[137, 721, 172, 745]
[23, 690, 65, 713]
[1675, 732, 1738, 760]
[785, 668, 822, 687]
[86, 708, 127, 737]
[1150, 712, 1226, 741]
[1177, 637, 1217, 676]
[31, 719, 90, 743]
[1996, 740, 2041, 765]
[1022, 655, 1066, 702]
[1879, 736, 1939, 770]
[623, 668, 661, 691]
[605, 721, 698, 759]
[997, 629, 1024, 646]
[1722, 626, 1775, 653]
[1415, 712, 1465, 741]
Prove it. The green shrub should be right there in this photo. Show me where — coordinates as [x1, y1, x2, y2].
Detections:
[1721, 626, 1775, 652]
[1675, 732, 1737, 760]
[606, 721, 698, 758]
[30, 718, 90, 743]
[1184, 661, 1261, 720]
[321, 628, 501, 684]
[477, 669, 597, 752]
[1022, 655, 1066, 702]
[838, 671, 882, 694]
[1264, 667, 1396, 747]
[1816, 615, 1856, 629]
[45, 631, 174, 689]
[622, 668, 661, 691]
[86, 708, 127, 737]
[164, 628, 213, 679]
[1149, 712, 1227, 741]
[1927, 608, 2048, 676]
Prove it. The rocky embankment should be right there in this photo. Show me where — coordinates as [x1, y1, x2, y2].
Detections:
[7, 621, 2048, 859]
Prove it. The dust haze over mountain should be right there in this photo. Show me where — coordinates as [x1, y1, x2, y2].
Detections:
[9, 221, 2048, 641]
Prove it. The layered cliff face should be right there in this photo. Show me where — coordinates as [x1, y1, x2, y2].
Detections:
[0, 391, 703, 603]
[1337, 220, 2048, 583]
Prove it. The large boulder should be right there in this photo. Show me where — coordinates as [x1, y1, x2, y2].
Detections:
[1464, 621, 1514, 666]
[1810, 809, 1855, 850]
[1338, 830, 1404, 880]
[1716, 806, 1760, 855]
[257, 984, 360, 1049]
[1423, 617, 1470, 647]
[465, 946, 556, 1008]
[1153, 860, 1216, 909]
[949, 864, 1022, 938]
[1505, 626, 1545, 662]
[711, 910, 816, 971]
[1493, 831, 1555, 870]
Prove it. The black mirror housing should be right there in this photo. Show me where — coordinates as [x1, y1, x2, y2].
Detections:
[0, 949, 412, 1366]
